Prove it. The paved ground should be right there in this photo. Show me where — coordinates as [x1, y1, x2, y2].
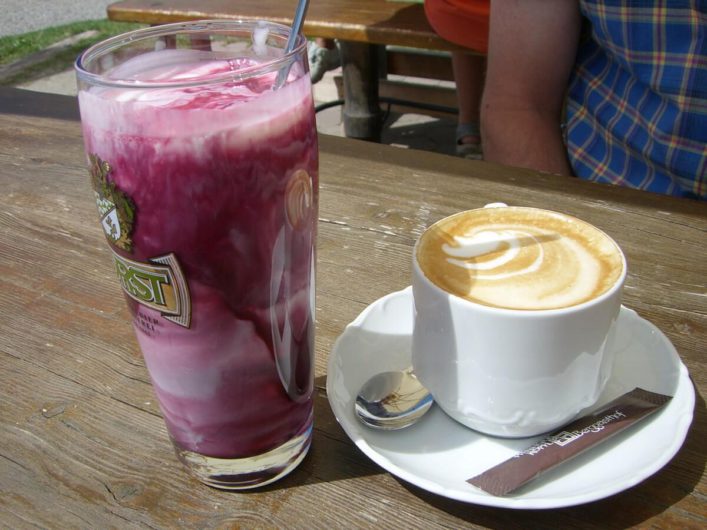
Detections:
[5, 2, 462, 157]
[18, 66, 460, 156]
[1, 0, 114, 37]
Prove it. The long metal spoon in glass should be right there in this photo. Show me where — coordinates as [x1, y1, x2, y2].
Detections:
[355, 368, 434, 430]
[274, 0, 311, 89]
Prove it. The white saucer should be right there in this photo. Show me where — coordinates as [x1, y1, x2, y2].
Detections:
[326, 287, 695, 509]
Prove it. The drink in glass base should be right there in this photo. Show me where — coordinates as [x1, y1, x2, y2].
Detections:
[75, 21, 318, 489]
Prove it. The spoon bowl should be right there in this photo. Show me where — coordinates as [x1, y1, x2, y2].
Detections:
[355, 368, 433, 430]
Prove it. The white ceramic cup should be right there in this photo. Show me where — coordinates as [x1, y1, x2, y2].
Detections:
[411, 205, 626, 438]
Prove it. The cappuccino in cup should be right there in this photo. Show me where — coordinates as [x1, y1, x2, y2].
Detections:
[416, 207, 624, 310]
[412, 205, 626, 437]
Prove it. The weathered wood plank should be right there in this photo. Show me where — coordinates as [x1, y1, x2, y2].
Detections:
[0, 88, 705, 528]
[107, 0, 465, 52]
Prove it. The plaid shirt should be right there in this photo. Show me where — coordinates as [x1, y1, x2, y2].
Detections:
[566, 1, 707, 199]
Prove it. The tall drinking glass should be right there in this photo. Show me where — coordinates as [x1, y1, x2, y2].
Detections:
[75, 20, 318, 489]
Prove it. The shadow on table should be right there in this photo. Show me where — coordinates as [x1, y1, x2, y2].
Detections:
[381, 113, 463, 159]
[0, 87, 80, 121]
[401, 387, 706, 529]
[250, 378, 386, 493]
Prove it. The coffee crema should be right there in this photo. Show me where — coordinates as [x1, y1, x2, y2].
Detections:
[416, 207, 624, 310]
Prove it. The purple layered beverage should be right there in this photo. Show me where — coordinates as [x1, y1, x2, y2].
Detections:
[77, 31, 318, 480]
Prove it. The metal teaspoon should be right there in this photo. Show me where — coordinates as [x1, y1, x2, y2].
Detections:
[355, 367, 434, 430]
[273, 0, 310, 89]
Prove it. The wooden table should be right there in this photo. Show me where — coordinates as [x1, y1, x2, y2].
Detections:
[1, 87, 705, 528]
[107, 0, 466, 141]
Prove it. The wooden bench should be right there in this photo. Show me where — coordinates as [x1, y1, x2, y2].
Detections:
[107, 0, 477, 141]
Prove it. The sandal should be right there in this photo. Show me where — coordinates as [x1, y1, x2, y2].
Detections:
[456, 123, 482, 158]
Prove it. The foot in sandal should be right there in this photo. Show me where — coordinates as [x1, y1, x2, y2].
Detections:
[456, 123, 482, 158]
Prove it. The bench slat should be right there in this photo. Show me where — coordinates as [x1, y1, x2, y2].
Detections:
[107, 0, 467, 52]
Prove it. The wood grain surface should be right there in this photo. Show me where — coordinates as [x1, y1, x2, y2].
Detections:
[107, 0, 465, 51]
[0, 87, 705, 529]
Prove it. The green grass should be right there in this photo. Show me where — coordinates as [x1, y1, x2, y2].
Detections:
[0, 19, 145, 85]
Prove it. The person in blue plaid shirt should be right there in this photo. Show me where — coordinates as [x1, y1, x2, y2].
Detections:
[480, 0, 706, 200]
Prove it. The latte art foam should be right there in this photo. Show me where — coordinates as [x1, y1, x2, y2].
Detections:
[442, 230, 544, 279]
[416, 207, 624, 310]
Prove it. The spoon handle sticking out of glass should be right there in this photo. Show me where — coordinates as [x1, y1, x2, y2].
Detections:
[355, 367, 434, 430]
[274, 0, 310, 89]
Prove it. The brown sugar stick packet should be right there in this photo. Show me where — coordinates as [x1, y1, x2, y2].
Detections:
[467, 388, 672, 496]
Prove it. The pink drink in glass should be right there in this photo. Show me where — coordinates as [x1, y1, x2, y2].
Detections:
[76, 21, 317, 489]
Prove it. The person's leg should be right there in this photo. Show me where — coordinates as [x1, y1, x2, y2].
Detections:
[423, 0, 489, 155]
[453, 52, 486, 154]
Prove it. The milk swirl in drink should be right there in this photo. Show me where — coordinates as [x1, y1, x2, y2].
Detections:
[416, 207, 624, 310]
